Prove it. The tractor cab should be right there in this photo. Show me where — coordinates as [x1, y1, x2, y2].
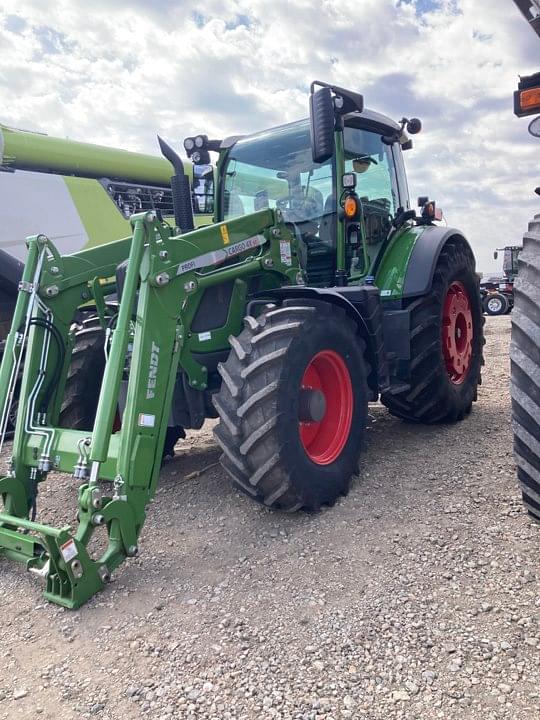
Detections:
[217, 116, 409, 285]
[183, 82, 420, 288]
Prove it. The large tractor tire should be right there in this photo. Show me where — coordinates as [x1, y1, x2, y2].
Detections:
[213, 301, 369, 512]
[59, 316, 183, 456]
[511, 215, 540, 521]
[382, 237, 483, 422]
[483, 292, 509, 316]
[59, 318, 106, 430]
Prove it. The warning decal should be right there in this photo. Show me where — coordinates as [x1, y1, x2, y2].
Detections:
[60, 539, 78, 563]
[220, 224, 230, 245]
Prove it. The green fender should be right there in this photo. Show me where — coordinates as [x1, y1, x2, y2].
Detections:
[375, 225, 472, 301]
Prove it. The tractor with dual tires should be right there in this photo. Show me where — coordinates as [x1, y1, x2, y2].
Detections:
[0, 80, 484, 607]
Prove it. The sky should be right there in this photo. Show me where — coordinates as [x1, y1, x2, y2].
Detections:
[0, 0, 539, 274]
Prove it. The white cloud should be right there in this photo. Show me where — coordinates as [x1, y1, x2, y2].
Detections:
[0, 0, 538, 273]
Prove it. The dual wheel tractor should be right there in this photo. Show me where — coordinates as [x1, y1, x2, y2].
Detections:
[0, 81, 484, 608]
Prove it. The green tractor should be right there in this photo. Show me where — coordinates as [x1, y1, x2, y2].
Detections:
[0, 81, 484, 607]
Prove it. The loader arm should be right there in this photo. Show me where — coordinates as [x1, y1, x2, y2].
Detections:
[0, 209, 298, 608]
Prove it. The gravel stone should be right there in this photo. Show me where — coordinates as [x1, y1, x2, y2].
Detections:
[1, 316, 539, 720]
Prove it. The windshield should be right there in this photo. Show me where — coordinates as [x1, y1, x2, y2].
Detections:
[222, 120, 333, 224]
[221, 119, 401, 285]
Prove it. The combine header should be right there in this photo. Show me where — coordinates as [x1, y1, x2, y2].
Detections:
[0, 82, 484, 607]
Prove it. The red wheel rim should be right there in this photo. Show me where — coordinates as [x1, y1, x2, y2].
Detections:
[299, 350, 353, 465]
[442, 281, 474, 385]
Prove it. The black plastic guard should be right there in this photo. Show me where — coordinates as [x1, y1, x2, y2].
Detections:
[403, 227, 469, 298]
[0, 249, 24, 294]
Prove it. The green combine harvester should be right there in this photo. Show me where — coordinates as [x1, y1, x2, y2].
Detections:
[0, 82, 484, 607]
[0, 122, 213, 337]
[0, 123, 213, 435]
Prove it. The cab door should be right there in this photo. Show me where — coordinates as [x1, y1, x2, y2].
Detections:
[341, 126, 404, 281]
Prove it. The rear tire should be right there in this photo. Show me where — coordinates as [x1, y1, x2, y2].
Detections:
[483, 292, 509, 316]
[382, 237, 484, 423]
[213, 301, 369, 511]
[511, 215, 540, 521]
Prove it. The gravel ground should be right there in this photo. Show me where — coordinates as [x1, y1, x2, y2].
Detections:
[0, 314, 539, 720]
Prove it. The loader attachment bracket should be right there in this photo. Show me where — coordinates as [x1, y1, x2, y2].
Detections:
[0, 208, 299, 608]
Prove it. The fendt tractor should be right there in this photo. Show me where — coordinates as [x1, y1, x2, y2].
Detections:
[510, 0, 540, 522]
[481, 245, 522, 315]
[0, 123, 213, 434]
[0, 82, 484, 608]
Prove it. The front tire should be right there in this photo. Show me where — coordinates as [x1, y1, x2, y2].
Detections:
[60, 318, 106, 429]
[59, 317, 184, 456]
[382, 237, 484, 423]
[511, 215, 540, 521]
[213, 301, 369, 511]
[0, 295, 16, 435]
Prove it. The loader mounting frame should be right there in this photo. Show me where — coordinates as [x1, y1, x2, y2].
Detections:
[0, 209, 298, 607]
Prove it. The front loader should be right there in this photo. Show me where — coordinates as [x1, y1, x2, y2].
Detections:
[0, 123, 214, 438]
[0, 82, 484, 607]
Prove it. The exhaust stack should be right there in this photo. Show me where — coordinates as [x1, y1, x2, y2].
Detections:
[157, 136, 194, 234]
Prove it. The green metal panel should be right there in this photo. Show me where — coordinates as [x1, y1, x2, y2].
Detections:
[375, 225, 425, 299]
[64, 175, 211, 251]
[64, 176, 132, 247]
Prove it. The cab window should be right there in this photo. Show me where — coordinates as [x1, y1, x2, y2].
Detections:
[343, 126, 399, 215]
[343, 126, 400, 248]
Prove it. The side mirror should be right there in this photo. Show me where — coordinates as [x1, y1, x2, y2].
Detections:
[310, 86, 335, 164]
[493, 251, 498, 260]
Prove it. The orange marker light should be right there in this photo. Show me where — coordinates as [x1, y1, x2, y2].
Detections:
[343, 196, 358, 219]
[520, 87, 540, 113]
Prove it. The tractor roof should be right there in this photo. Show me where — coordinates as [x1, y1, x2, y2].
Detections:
[223, 110, 406, 156]
[345, 108, 402, 136]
